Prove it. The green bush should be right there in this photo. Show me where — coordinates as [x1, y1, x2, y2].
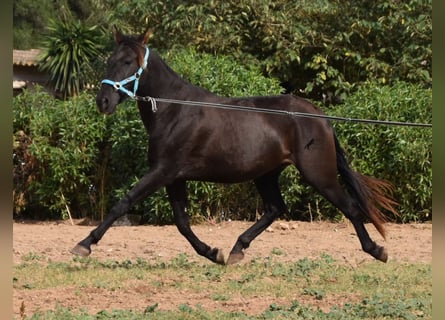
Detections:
[13, 88, 108, 219]
[328, 81, 432, 222]
[15, 0, 431, 103]
[105, 0, 431, 101]
[164, 47, 283, 97]
[13, 49, 283, 222]
[276, 82, 431, 223]
[13, 54, 431, 224]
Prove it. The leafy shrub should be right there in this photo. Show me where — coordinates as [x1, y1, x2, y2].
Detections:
[13, 49, 283, 222]
[13, 55, 431, 223]
[269, 82, 432, 223]
[164, 47, 283, 97]
[329, 81, 432, 222]
[15, 0, 431, 103]
[104, 0, 431, 102]
[13, 88, 108, 219]
[279, 82, 432, 223]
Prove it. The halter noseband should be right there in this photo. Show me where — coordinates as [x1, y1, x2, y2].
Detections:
[101, 46, 150, 99]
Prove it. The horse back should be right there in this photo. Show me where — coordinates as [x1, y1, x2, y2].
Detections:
[146, 94, 334, 183]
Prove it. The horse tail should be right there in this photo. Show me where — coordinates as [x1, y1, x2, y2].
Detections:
[334, 135, 398, 239]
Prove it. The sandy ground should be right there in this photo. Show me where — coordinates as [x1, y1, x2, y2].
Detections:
[13, 219, 432, 316]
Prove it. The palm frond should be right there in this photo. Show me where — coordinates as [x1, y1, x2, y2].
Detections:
[39, 19, 104, 98]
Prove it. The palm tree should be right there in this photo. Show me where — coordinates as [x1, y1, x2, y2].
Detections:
[39, 18, 104, 99]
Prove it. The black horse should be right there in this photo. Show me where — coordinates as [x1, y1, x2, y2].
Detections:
[71, 27, 398, 264]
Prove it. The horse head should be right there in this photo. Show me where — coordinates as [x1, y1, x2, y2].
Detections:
[96, 26, 151, 115]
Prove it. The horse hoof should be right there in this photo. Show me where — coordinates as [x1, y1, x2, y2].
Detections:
[226, 252, 244, 265]
[377, 247, 388, 263]
[70, 244, 91, 257]
[215, 248, 225, 265]
[208, 247, 225, 265]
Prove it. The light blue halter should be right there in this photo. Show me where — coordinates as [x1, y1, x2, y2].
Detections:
[101, 46, 150, 99]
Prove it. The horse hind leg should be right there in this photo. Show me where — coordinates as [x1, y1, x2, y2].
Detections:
[166, 180, 225, 265]
[227, 170, 287, 265]
[298, 150, 388, 262]
[316, 182, 388, 262]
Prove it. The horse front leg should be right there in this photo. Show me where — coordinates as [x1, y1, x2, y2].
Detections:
[227, 171, 286, 265]
[166, 180, 225, 265]
[71, 168, 170, 257]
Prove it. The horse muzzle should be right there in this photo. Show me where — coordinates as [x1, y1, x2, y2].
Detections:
[96, 89, 120, 115]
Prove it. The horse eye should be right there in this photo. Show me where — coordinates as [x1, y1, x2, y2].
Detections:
[124, 59, 132, 65]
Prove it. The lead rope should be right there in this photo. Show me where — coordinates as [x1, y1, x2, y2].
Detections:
[101, 46, 431, 128]
[148, 96, 157, 113]
[134, 96, 432, 128]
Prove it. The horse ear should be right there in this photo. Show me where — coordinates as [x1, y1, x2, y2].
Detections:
[140, 27, 151, 45]
[112, 25, 122, 44]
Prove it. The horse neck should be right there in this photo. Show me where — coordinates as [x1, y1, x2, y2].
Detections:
[136, 52, 215, 132]
[141, 52, 212, 100]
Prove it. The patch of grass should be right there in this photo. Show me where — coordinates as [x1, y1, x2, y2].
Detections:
[22, 252, 46, 262]
[14, 254, 431, 319]
[271, 247, 286, 256]
[19, 297, 432, 320]
[211, 293, 231, 301]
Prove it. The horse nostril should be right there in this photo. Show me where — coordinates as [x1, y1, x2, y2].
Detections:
[97, 96, 108, 109]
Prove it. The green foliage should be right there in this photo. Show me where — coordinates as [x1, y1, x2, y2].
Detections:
[102, 0, 431, 101]
[39, 18, 105, 98]
[14, 0, 108, 49]
[164, 47, 284, 97]
[13, 52, 431, 223]
[13, 61, 431, 224]
[14, 0, 431, 102]
[13, 0, 55, 49]
[13, 49, 283, 222]
[330, 81, 432, 221]
[13, 88, 108, 219]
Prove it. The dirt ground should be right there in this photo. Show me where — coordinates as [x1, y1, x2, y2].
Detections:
[13, 219, 432, 316]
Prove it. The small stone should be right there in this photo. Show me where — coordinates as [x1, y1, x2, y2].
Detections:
[278, 222, 289, 230]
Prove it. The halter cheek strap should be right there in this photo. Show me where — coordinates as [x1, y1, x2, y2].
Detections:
[101, 46, 150, 99]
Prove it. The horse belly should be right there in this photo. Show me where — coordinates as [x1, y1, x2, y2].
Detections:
[181, 131, 292, 183]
